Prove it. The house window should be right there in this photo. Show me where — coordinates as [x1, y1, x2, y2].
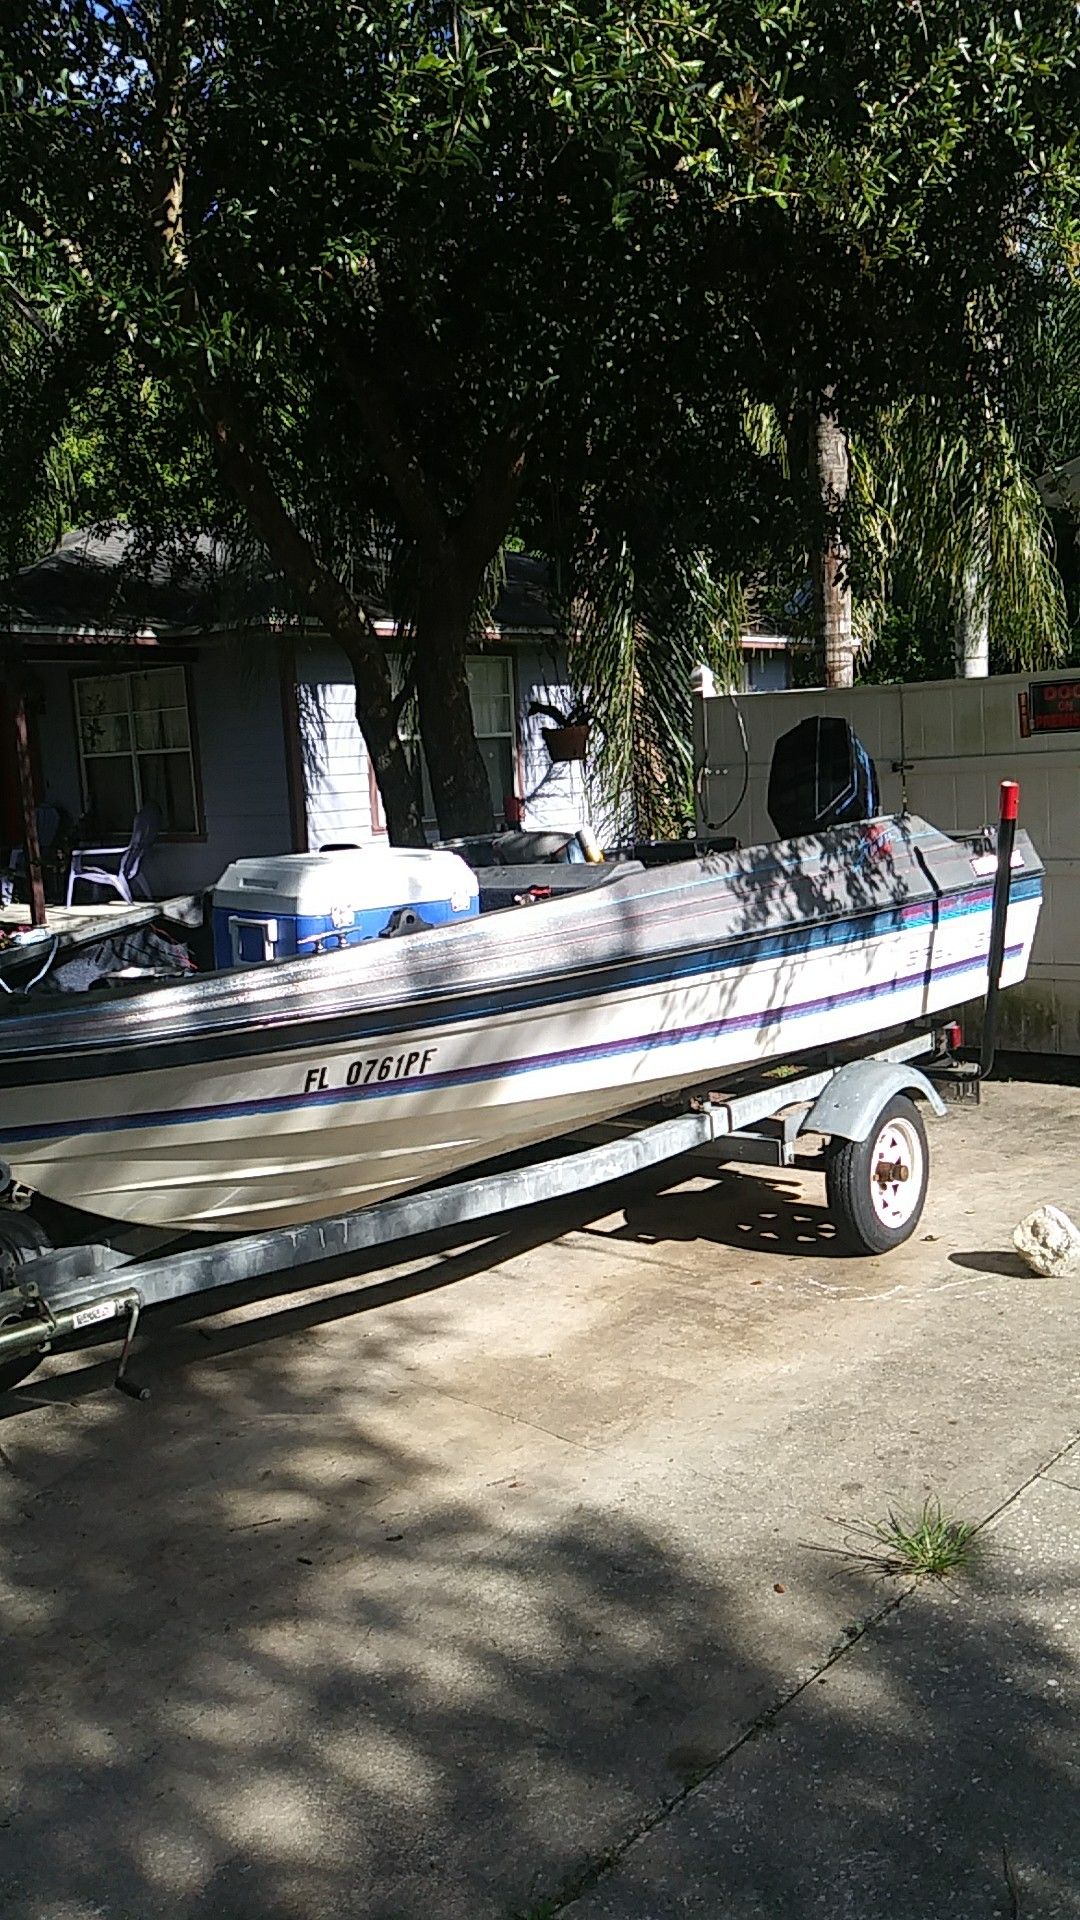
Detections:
[399, 654, 517, 825]
[468, 655, 516, 816]
[74, 666, 200, 836]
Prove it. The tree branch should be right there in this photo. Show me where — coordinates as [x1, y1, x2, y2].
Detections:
[337, 349, 450, 554]
[148, 1, 194, 271]
[13, 197, 97, 296]
[0, 277, 57, 344]
[189, 374, 391, 670]
[458, 422, 529, 570]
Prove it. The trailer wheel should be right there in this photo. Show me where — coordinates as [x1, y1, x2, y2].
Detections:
[826, 1094, 929, 1256]
[0, 1214, 53, 1393]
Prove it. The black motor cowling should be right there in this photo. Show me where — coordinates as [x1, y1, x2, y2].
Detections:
[767, 715, 880, 840]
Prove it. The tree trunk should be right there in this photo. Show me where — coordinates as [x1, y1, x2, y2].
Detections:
[811, 396, 855, 688]
[413, 559, 495, 840]
[334, 356, 527, 840]
[284, 589, 426, 848]
[954, 559, 990, 677]
[335, 637, 426, 846]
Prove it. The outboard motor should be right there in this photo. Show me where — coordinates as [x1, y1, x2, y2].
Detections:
[767, 715, 880, 840]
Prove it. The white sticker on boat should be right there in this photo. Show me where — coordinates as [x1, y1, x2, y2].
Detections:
[72, 1299, 125, 1331]
[970, 852, 1024, 877]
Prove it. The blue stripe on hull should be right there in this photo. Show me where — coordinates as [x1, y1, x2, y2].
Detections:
[0, 874, 1042, 1082]
[0, 930, 1025, 1150]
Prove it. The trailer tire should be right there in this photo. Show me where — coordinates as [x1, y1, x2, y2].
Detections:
[826, 1094, 929, 1256]
[0, 1214, 54, 1393]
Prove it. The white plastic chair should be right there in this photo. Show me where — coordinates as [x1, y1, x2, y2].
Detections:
[66, 803, 161, 906]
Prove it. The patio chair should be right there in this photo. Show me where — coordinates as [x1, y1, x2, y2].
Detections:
[1, 806, 62, 907]
[66, 802, 162, 907]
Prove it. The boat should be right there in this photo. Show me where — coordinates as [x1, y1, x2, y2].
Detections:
[0, 811, 1043, 1235]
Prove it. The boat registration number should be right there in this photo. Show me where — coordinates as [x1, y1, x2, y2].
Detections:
[302, 1047, 438, 1095]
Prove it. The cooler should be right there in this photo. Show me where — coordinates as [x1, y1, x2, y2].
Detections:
[211, 848, 479, 968]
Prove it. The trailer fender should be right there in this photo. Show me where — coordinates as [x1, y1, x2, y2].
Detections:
[805, 1061, 946, 1144]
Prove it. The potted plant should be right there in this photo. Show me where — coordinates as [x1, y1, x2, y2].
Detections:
[528, 698, 591, 763]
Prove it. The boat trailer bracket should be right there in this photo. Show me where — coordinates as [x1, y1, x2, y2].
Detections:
[925, 1060, 982, 1104]
[0, 1276, 144, 1393]
[711, 1107, 811, 1168]
[804, 1060, 947, 1143]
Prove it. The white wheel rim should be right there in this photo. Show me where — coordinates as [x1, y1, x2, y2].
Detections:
[868, 1116, 924, 1231]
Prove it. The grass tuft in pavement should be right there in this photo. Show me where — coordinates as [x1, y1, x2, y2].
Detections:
[813, 1497, 979, 1581]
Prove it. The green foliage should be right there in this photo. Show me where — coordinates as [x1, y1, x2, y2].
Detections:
[3, 1, 1080, 826]
[566, 546, 749, 842]
[859, 606, 952, 688]
[859, 404, 1069, 675]
[818, 1499, 980, 1581]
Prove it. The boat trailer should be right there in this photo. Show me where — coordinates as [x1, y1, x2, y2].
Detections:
[0, 1027, 972, 1399]
[0, 778, 1024, 1401]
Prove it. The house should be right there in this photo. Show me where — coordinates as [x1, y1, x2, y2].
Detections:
[1, 528, 798, 895]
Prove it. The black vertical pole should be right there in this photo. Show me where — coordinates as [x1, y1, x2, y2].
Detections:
[13, 684, 46, 928]
[979, 779, 1019, 1082]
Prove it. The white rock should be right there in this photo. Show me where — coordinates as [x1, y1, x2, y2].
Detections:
[1013, 1204, 1080, 1277]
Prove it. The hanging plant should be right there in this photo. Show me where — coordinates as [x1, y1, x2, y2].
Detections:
[528, 699, 591, 763]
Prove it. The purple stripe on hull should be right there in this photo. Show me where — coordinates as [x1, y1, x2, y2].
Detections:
[0, 936, 1022, 1149]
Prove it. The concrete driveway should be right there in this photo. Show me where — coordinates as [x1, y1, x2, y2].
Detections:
[2, 1077, 1078, 1919]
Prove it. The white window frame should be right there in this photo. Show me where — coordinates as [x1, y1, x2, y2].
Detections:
[73, 665, 201, 837]
[468, 652, 516, 799]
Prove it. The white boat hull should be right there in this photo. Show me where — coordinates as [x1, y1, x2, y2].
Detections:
[0, 865, 1041, 1232]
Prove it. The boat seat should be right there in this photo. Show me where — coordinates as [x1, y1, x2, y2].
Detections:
[474, 861, 643, 912]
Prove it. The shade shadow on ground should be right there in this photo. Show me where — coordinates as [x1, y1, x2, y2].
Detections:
[3, 1305, 1079, 1920]
[949, 1247, 1032, 1277]
[4, 1079, 1080, 1919]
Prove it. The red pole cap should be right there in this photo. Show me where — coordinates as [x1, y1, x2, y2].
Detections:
[999, 780, 1020, 823]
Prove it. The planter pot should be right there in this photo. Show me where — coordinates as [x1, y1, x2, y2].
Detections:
[543, 723, 589, 763]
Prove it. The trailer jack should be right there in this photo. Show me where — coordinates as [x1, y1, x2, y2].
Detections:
[0, 1279, 146, 1399]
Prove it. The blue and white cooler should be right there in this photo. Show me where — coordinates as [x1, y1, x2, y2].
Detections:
[211, 848, 479, 969]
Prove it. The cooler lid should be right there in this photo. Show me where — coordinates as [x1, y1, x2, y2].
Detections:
[211, 848, 478, 916]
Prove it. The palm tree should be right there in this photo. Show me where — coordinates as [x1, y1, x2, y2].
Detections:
[858, 402, 1069, 679]
[555, 531, 748, 843]
[533, 311, 1078, 840]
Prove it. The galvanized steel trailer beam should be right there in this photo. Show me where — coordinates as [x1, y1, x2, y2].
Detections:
[0, 1030, 944, 1379]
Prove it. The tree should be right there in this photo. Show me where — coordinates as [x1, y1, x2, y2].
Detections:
[862, 404, 1070, 680]
[4, 0, 1080, 840]
[691, 5, 1080, 684]
[0, 0, 735, 839]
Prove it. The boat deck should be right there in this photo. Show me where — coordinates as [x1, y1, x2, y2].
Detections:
[0, 896, 202, 970]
